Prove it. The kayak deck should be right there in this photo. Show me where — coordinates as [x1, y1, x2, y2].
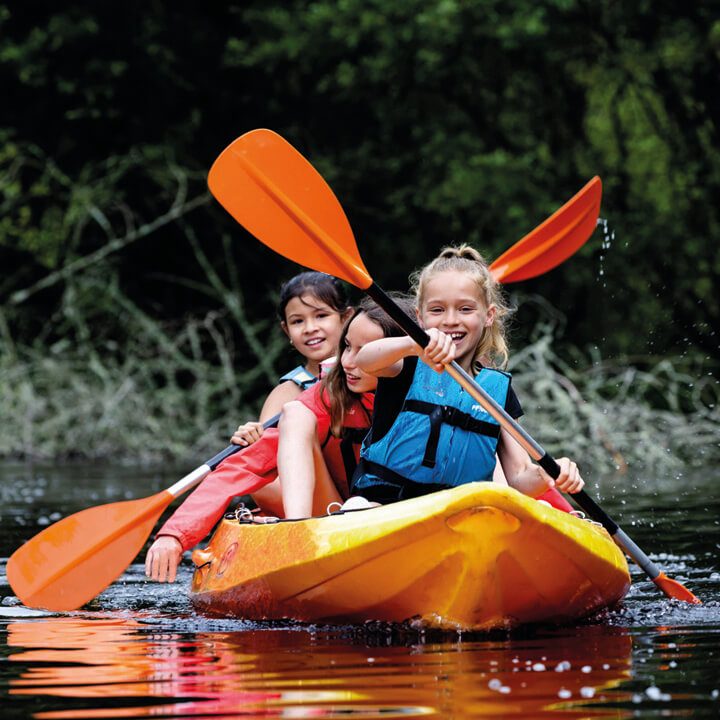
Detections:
[189, 484, 631, 631]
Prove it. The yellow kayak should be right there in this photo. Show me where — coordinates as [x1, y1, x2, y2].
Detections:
[190, 484, 631, 631]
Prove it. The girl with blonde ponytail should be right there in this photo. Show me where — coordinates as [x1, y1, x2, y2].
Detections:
[347, 245, 585, 508]
[410, 244, 512, 370]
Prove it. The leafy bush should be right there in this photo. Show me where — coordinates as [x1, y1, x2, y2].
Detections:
[0, 274, 287, 464]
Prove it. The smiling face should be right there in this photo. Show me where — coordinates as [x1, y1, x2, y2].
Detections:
[419, 270, 495, 371]
[341, 312, 385, 394]
[282, 294, 347, 369]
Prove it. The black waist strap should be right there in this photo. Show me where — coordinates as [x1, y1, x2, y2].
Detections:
[403, 399, 500, 468]
[353, 459, 450, 504]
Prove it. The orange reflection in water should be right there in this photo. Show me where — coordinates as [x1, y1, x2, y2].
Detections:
[7, 617, 634, 718]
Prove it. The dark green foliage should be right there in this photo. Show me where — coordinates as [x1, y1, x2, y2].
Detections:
[0, 2, 718, 460]
[2, 1, 718, 356]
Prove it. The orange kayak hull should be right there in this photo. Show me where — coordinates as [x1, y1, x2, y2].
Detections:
[190, 484, 631, 631]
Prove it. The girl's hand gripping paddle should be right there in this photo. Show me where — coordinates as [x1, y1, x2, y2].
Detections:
[208, 129, 700, 605]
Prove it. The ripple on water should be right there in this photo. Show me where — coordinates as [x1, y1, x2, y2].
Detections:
[1, 464, 719, 717]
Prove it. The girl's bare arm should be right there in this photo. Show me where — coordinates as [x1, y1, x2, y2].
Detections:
[356, 330, 455, 376]
[277, 401, 318, 519]
[229, 382, 303, 446]
[497, 429, 584, 496]
[355, 336, 416, 376]
[259, 380, 303, 422]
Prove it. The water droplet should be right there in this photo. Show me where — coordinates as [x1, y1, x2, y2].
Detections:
[646, 686, 671, 701]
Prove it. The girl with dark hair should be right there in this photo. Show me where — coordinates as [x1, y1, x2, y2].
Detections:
[277, 297, 411, 519]
[145, 272, 348, 581]
[231, 271, 351, 447]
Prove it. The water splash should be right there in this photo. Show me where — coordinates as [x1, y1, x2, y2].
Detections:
[596, 216, 614, 287]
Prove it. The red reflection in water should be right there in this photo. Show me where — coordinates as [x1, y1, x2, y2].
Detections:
[7, 617, 634, 718]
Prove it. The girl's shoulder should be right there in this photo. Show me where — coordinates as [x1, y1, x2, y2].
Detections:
[279, 365, 318, 390]
[295, 381, 326, 415]
[294, 383, 374, 428]
[259, 379, 304, 421]
[477, 366, 511, 380]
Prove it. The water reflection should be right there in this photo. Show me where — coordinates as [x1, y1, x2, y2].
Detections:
[2, 463, 719, 718]
[7, 617, 634, 718]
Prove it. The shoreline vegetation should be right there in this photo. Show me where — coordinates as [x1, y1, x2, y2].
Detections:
[509, 300, 720, 476]
[1, 286, 717, 475]
[2, 4, 719, 484]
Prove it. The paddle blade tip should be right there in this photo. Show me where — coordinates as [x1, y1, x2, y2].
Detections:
[490, 175, 604, 284]
[208, 129, 373, 289]
[654, 572, 702, 605]
[6, 555, 81, 611]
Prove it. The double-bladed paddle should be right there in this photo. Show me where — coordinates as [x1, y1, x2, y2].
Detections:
[207, 128, 700, 605]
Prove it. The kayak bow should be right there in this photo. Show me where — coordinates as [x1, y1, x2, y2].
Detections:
[190, 484, 631, 630]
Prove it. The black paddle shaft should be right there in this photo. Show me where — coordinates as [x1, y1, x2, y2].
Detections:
[205, 413, 281, 471]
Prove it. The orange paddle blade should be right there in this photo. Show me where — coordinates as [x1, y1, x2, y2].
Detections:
[6, 491, 173, 611]
[490, 176, 602, 283]
[208, 129, 372, 289]
[654, 571, 702, 604]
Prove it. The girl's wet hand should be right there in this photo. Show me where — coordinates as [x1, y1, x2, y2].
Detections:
[231, 421, 264, 446]
[145, 536, 183, 583]
[422, 328, 455, 372]
[552, 457, 584, 494]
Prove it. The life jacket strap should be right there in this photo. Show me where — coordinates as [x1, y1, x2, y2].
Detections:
[403, 399, 500, 469]
[352, 459, 449, 503]
[279, 366, 318, 390]
[338, 426, 370, 486]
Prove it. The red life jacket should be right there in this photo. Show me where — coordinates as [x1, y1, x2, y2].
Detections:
[296, 383, 373, 499]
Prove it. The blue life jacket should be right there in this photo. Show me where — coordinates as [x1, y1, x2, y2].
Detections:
[279, 365, 318, 391]
[353, 359, 510, 501]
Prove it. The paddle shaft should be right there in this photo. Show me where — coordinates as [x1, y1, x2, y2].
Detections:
[166, 413, 280, 499]
[364, 282, 670, 583]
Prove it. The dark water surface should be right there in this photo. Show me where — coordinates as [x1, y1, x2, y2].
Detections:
[1, 463, 719, 718]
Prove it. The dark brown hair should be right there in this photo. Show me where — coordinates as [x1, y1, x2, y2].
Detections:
[321, 295, 413, 436]
[277, 272, 349, 321]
